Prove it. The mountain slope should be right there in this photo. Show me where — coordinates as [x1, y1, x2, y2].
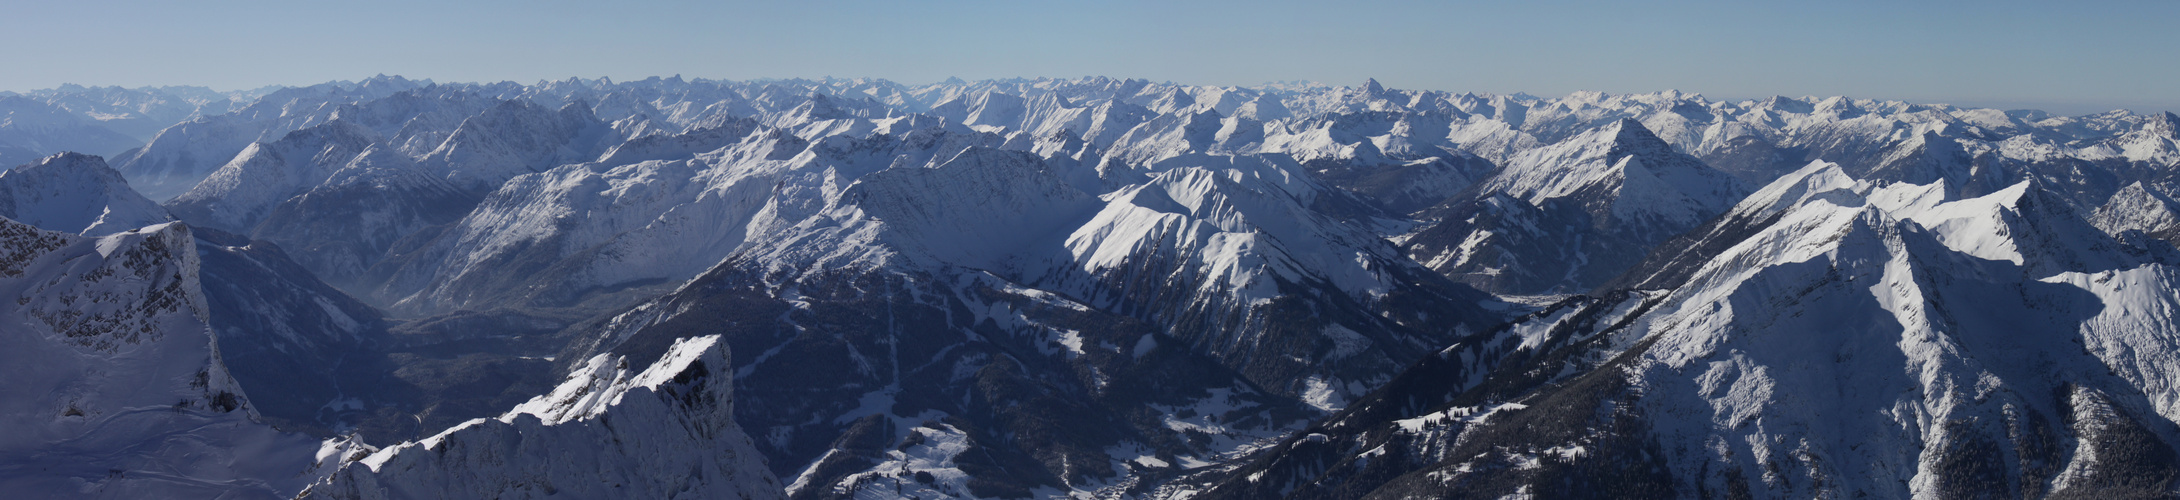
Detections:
[550, 144, 1495, 497]
[113, 77, 428, 200]
[571, 244, 1311, 499]
[416, 98, 621, 192]
[0, 218, 322, 499]
[165, 120, 384, 233]
[1045, 153, 1503, 409]
[0, 149, 399, 438]
[246, 144, 481, 287]
[193, 228, 393, 435]
[1199, 171, 2180, 499]
[1403, 119, 1747, 294]
[2093, 181, 2180, 247]
[359, 121, 806, 315]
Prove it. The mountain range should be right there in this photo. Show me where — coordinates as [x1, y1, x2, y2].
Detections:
[3, 75, 2179, 499]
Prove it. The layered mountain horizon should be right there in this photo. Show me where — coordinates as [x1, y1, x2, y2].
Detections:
[4, 75, 2179, 499]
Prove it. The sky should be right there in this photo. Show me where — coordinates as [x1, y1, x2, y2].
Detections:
[3, 0, 2175, 115]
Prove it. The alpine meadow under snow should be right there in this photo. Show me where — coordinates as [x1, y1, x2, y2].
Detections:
[3, 75, 2180, 499]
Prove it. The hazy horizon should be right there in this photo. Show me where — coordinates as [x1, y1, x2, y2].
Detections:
[5, 0, 2175, 116]
[10, 74, 2167, 118]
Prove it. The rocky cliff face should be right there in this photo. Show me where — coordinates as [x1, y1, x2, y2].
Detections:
[0, 218, 323, 499]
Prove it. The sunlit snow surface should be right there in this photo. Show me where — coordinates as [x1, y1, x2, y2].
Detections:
[303, 335, 786, 499]
[1276, 164, 2180, 498]
[0, 220, 321, 499]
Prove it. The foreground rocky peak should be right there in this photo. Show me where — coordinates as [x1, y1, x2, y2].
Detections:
[0, 218, 324, 498]
[303, 335, 785, 500]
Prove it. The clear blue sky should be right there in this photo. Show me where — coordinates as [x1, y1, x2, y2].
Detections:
[4, 0, 2175, 115]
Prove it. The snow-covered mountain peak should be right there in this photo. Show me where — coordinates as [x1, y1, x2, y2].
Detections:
[420, 98, 620, 191]
[1754, 95, 1817, 115]
[964, 90, 1034, 126]
[1235, 153, 2180, 497]
[748, 145, 1100, 276]
[1600, 115, 1664, 145]
[1726, 159, 1866, 220]
[347, 74, 427, 98]
[1614, 152, 2134, 299]
[8, 220, 209, 351]
[594, 117, 763, 166]
[1232, 94, 1293, 122]
[504, 335, 731, 426]
[1399, 113, 1754, 295]
[1869, 178, 2133, 276]
[1812, 94, 1867, 119]
[1072, 156, 1401, 301]
[2092, 181, 2180, 245]
[1360, 78, 1387, 97]
[305, 334, 785, 500]
[2106, 110, 2180, 166]
[2144, 111, 2180, 138]
[1611, 172, 2180, 496]
[1488, 116, 1746, 229]
[0, 217, 323, 498]
[0, 152, 172, 235]
[1104, 106, 1231, 164]
[1029, 127, 1089, 159]
[771, 91, 879, 129]
[1493, 118, 1645, 198]
[1684, 166, 2128, 286]
[166, 119, 385, 232]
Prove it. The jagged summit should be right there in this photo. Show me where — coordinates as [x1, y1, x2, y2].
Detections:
[2094, 181, 2180, 246]
[2144, 110, 2180, 137]
[303, 335, 784, 500]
